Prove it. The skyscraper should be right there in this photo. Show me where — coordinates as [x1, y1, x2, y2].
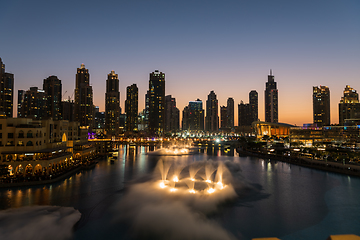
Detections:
[205, 90, 219, 132]
[17, 90, 25, 118]
[249, 90, 258, 123]
[339, 85, 360, 125]
[313, 86, 330, 127]
[20, 87, 48, 120]
[105, 70, 120, 136]
[164, 95, 180, 132]
[238, 90, 258, 127]
[75, 64, 94, 129]
[238, 101, 250, 126]
[43, 75, 62, 120]
[62, 99, 74, 122]
[125, 84, 138, 132]
[0, 58, 14, 117]
[182, 106, 189, 130]
[227, 97, 234, 129]
[264, 70, 278, 123]
[182, 99, 204, 131]
[220, 106, 228, 129]
[148, 70, 165, 135]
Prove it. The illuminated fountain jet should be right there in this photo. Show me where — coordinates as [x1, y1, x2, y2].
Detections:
[156, 160, 231, 195]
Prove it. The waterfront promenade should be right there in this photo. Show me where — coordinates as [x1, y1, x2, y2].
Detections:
[0, 160, 99, 188]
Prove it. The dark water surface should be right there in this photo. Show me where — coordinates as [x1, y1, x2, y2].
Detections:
[1, 145, 359, 240]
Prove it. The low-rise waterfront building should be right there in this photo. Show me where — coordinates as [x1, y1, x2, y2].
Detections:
[0, 117, 96, 177]
[253, 121, 294, 139]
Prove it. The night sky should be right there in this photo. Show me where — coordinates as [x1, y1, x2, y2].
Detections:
[1, 0, 359, 126]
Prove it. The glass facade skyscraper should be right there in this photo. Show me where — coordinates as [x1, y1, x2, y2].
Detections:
[105, 71, 120, 136]
[148, 70, 165, 135]
[265, 70, 278, 123]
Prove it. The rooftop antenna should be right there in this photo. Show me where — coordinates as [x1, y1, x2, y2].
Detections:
[270, 69, 272, 75]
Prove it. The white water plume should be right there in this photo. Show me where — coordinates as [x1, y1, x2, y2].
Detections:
[0, 206, 81, 240]
[113, 160, 239, 240]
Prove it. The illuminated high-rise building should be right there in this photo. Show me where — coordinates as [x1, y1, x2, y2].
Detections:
[105, 70, 120, 136]
[227, 97, 234, 129]
[313, 86, 330, 127]
[182, 99, 204, 131]
[20, 87, 48, 120]
[43, 75, 62, 120]
[238, 101, 250, 126]
[205, 90, 219, 132]
[75, 64, 94, 129]
[220, 106, 228, 129]
[264, 70, 278, 123]
[17, 90, 25, 118]
[62, 99, 74, 122]
[181, 106, 189, 130]
[148, 70, 165, 135]
[0, 58, 14, 117]
[339, 85, 360, 125]
[164, 95, 179, 132]
[238, 90, 258, 127]
[249, 90, 258, 123]
[125, 84, 138, 132]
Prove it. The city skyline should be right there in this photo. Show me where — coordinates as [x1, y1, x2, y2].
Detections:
[1, 0, 359, 126]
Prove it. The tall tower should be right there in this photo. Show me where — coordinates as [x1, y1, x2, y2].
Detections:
[148, 70, 165, 135]
[249, 90, 258, 123]
[227, 97, 234, 129]
[339, 85, 360, 125]
[0, 58, 14, 117]
[313, 86, 330, 127]
[21, 87, 48, 120]
[238, 101, 250, 126]
[182, 106, 189, 130]
[205, 90, 219, 132]
[125, 84, 138, 132]
[75, 64, 94, 129]
[264, 70, 278, 123]
[17, 90, 25, 118]
[43, 75, 62, 120]
[183, 99, 204, 131]
[220, 106, 228, 129]
[164, 95, 180, 132]
[105, 70, 120, 136]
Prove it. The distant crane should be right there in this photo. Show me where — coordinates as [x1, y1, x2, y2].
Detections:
[62, 91, 67, 100]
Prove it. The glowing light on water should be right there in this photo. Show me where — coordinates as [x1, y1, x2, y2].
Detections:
[159, 182, 166, 189]
[173, 176, 179, 182]
[189, 189, 196, 194]
[207, 188, 215, 194]
[170, 188, 177, 192]
[190, 178, 195, 182]
[205, 179, 211, 183]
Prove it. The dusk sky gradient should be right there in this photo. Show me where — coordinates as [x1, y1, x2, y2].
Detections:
[1, 0, 359, 126]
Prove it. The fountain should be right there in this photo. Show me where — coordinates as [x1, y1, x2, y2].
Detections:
[155, 160, 233, 196]
[147, 143, 196, 156]
[115, 159, 239, 240]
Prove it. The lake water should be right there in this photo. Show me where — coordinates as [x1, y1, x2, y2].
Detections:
[1, 145, 360, 240]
